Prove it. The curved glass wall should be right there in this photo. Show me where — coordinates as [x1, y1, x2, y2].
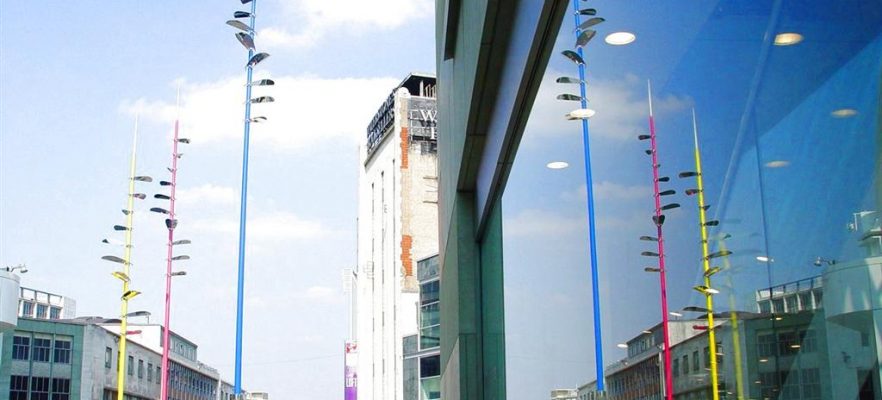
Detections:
[502, 1, 881, 399]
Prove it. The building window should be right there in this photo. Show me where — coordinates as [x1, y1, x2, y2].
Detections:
[33, 338, 51, 362]
[801, 368, 821, 399]
[420, 355, 441, 400]
[778, 331, 798, 355]
[31, 376, 50, 400]
[49, 307, 62, 320]
[757, 333, 776, 357]
[138, 359, 144, 378]
[692, 350, 699, 371]
[105, 347, 112, 368]
[798, 292, 813, 310]
[52, 378, 71, 400]
[799, 329, 817, 353]
[148, 362, 153, 382]
[9, 375, 29, 400]
[703, 346, 710, 368]
[12, 336, 30, 360]
[673, 358, 679, 377]
[128, 355, 134, 375]
[157, 366, 162, 384]
[54, 339, 72, 364]
[420, 280, 441, 350]
[36, 304, 49, 319]
[21, 301, 35, 317]
[681, 355, 689, 375]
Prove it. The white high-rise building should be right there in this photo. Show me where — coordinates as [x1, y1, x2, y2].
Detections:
[354, 73, 438, 400]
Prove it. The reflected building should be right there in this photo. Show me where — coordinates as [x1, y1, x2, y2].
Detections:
[403, 255, 441, 400]
[353, 73, 439, 400]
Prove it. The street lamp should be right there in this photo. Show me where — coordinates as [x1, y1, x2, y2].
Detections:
[100, 116, 150, 400]
[557, 0, 605, 390]
[226, 0, 275, 396]
[151, 88, 191, 400]
[4, 264, 27, 274]
[637, 81, 678, 400]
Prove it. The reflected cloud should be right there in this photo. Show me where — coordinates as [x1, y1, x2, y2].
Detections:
[561, 182, 653, 202]
[527, 72, 692, 141]
[504, 209, 583, 237]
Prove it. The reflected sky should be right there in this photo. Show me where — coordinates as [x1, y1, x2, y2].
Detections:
[502, 1, 881, 398]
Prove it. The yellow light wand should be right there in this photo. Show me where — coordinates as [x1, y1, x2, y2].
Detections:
[681, 109, 721, 400]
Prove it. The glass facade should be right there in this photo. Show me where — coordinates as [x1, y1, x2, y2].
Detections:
[502, 1, 882, 399]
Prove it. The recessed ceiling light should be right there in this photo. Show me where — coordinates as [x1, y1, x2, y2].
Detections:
[774, 32, 803, 46]
[546, 161, 569, 170]
[831, 108, 858, 118]
[765, 160, 790, 168]
[756, 255, 772, 263]
[616, 343, 628, 349]
[605, 32, 636, 46]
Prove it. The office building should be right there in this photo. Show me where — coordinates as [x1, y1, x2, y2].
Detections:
[0, 317, 238, 400]
[18, 287, 76, 321]
[403, 255, 441, 400]
[354, 73, 439, 400]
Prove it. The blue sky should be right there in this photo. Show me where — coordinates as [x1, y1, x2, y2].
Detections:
[1, 0, 434, 397]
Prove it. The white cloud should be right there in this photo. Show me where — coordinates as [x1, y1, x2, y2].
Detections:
[504, 209, 583, 237]
[527, 72, 692, 141]
[261, 0, 434, 49]
[191, 211, 332, 242]
[561, 182, 652, 202]
[121, 75, 399, 152]
[176, 183, 238, 206]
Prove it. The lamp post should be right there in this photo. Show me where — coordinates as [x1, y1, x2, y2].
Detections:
[558, 0, 605, 390]
[101, 116, 149, 400]
[638, 82, 680, 400]
[150, 89, 191, 400]
[226, 0, 274, 396]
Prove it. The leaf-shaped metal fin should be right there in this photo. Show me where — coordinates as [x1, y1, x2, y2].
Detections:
[704, 267, 722, 277]
[562, 50, 585, 65]
[121, 209, 132, 215]
[177, 138, 191, 144]
[236, 32, 255, 51]
[102, 255, 127, 264]
[172, 239, 191, 245]
[557, 94, 582, 101]
[685, 188, 700, 196]
[644, 267, 661, 272]
[113, 225, 128, 231]
[641, 251, 660, 257]
[150, 207, 169, 214]
[132, 193, 146, 200]
[576, 29, 597, 48]
[700, 205, 711, 211]
[679, 171, 699, 178]
[579, 8, 597, 16]
[704, 220, 720, 227]
[250, 116, 268, 123]
[133, 176, 153, 182]
[661, 203, 680, 211]
[155, 194, 171, 200]
[638, 134, 650, 140]
[241, 0, 253, 4]
[683, 306, 710, 313]
[578, 17, 605, 30]
[171, 255, 190, 261]
[234, 11, 251, 18]
[653, 215, 666, 226]
[226, 20, 251, 33]
[659, 190, 676, 196]
[251, 96, 275, 104]
[166, 219, 178, 229]
[252, 79, 275, 86]
[556, 76, 581, 84]
[639, 236, 659, 242]
[247, 52, 270, 68]
[160, 181, 172, 186]
[705, 250, 733, 260]
[657, 176, 670, 182]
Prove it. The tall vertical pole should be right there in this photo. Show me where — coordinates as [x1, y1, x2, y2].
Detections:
[234, 0, 258, 396]
[647, 82, 674, 400]
[117, 116, 139, 400]
[160, 89, 181, 400]
[571, 0, 604, 390]
[691, 110, 720, 400]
